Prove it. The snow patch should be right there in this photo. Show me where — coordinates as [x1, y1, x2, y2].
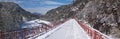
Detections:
[22, 19, 51, 28]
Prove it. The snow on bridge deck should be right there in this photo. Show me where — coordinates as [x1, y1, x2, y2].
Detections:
[36, 19, 90, 39]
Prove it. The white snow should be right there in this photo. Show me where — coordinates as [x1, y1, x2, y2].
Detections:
[56, 11, 59, 14]
[25, 19, 50, 24]
[35, 19, 90, 39]
[71, 7, 78, 11]
[22, 19, 51, 28]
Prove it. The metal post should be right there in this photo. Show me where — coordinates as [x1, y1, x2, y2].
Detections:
[0, 31, 2, 39]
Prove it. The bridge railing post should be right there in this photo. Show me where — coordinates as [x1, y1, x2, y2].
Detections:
[0, 31, 2, 39]
[93, 31, 97, 39]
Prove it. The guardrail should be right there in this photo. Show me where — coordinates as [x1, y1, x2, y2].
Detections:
[0, 19, 68, 39]
[76, 19, 109, 39]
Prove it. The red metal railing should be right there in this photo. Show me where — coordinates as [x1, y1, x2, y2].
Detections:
[76, 19, 109, 39]
[0, 19, 108, 39]
[0, 19, 68, 39]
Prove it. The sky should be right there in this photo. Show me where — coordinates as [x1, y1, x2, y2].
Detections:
[0, 0, 72, 15]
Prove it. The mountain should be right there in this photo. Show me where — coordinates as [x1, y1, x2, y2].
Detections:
[0, 2, 39, 32]
[44, 0, 88, 22]
[44, 0, 120, 38]
[32, 12, 43, 17]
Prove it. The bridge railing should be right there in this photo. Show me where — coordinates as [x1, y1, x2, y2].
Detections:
[76, 19, 109, 39]
[0, 19, 68, 39]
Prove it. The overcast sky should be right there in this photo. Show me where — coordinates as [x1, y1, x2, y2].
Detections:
[0, 0, 72, 15]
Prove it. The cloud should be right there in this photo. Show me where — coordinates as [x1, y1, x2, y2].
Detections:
[44, 1, 64, 5]
[0, 0, 14, 2]
[24, 6, 58, 15]
[14, 1, 24, 4]
[0, 0, 23, 3]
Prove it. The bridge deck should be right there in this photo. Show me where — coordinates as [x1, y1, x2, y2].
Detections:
[36, 19, 90, 39]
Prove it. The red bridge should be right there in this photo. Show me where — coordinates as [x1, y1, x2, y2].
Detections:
[0, 19, 110, 39]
